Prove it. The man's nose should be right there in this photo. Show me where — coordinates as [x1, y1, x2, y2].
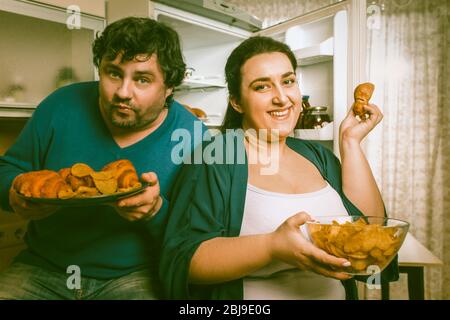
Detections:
[116, 79, 133, 100]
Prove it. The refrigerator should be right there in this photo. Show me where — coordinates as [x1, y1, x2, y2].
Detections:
[115, 0, 369, 158]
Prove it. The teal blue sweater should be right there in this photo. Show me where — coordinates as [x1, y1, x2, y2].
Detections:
[0, 81, 204, 279]
[160, 131, 399, 299]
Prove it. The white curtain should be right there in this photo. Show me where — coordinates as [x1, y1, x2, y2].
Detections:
[227, 0, 339, 28]
[366, 0, 449, 299]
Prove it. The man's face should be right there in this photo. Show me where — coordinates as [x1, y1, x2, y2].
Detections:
[98, 53, 173, 131]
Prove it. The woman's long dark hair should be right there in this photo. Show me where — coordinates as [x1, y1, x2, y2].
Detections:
[221, 36, 297, 132]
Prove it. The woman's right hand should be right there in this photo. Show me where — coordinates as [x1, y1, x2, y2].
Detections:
[9, 188, 60, 220]
[269, 212, 353, 280]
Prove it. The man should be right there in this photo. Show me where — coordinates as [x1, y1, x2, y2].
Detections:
[0, 17, 203, 299]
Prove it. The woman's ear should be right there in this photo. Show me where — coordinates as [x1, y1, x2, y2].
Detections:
[230, 96, 243, 114]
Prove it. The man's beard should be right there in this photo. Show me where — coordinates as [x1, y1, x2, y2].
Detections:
[107, 103, 162, 130]
[110, 108, 139, 129]
[108, 103, 140, 129]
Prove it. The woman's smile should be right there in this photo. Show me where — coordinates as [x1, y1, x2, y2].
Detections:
[267, 106, 294, 121]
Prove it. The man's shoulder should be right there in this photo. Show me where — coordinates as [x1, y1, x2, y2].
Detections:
[169, 100, 207, 132]
[48, 81, 98, 100]
[35, 81, 98, 115]
[170, 100, 196, 122]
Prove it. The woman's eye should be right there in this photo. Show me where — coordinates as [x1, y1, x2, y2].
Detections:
[254, 84, 269, 91]
[284, 78, 296, 85]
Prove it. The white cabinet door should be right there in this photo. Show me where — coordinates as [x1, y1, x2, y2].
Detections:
[0, 0, 105, 118]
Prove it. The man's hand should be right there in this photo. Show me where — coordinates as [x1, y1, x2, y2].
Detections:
[111, 172, 162, 222]
[9, 188, 61, 220]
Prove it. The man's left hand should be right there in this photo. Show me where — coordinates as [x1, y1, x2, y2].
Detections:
[112, 172, 162, 222]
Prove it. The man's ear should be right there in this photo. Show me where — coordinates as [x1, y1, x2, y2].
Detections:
[230, 96, 243, 114]
[165, 87, 174, 99]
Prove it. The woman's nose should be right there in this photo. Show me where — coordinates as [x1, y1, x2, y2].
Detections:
[272, 86, 289, 105]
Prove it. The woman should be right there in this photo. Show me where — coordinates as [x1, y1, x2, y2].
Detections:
[160, 36, 398, 299]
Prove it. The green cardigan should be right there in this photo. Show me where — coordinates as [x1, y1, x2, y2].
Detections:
[160, 131, 399, 299]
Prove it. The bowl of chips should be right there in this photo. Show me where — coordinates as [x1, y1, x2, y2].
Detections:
[306, 216, 409, 275]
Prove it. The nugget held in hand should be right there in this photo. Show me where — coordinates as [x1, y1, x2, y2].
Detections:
[352, 82, 375, 118]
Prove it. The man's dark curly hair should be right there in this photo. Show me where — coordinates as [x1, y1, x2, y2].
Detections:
[93, 17, 186, 96]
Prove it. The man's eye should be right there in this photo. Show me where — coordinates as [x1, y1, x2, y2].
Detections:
[137, 78, 150, 84]
[109, 71, 121, 79]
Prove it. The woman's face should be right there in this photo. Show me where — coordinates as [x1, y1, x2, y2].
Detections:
[232, 52, 302, 139]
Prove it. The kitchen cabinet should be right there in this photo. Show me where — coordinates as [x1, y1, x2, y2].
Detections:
[32, 0, 105, 18]
[0, 118, 29, 270]
[145, 0, 367, 156]
[0, 0, 105, 118]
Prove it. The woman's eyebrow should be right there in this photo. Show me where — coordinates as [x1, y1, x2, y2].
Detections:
[248, 72, 296, 87]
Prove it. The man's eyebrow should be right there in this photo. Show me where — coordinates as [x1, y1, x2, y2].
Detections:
[134, 71, 154, 76]
[103, 63, 122, 71]
[248, 72, 295, 87]
[102, 64, 154, 76]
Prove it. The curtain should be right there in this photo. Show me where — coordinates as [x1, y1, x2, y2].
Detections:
[365, 0, 449, 299]
[227, 0, 339, 28]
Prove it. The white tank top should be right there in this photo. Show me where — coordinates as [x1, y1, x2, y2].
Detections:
[240, 182, 348, 300]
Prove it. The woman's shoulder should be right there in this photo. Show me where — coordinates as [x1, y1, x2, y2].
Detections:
[286, 137, 335, 160]
[198, 130, 247, 165]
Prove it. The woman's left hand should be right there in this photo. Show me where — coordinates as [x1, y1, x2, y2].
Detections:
[110, 172, 163, 222]
[339, 103, 383, 144]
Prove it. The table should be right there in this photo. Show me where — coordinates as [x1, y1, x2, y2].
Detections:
[381, 233, 443, 300]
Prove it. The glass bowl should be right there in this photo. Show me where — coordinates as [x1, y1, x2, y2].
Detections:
[305, 215, 409, 275]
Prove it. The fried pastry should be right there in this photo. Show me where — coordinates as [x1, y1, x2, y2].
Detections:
[352, 82, 375, 118]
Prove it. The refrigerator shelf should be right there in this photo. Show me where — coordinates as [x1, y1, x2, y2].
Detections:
[294, 37, 334, 66]
[293, 121, 334, 141]
[176, 77, 226, 92]
[0, 101, 36, 118]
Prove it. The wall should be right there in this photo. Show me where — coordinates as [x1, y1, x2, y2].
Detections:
[35, 0, 105, 17]
[0, 119, 29, 272]
[0, 10, 95, 104]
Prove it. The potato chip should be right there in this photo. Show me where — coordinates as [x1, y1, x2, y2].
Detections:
[93, 178, 118, 195]
[118, 182, 142, 193]
[90, 170, 115, 181]
[58, 187, 75, 199]
[75, 186, 99, 197]
[349, 258, 368, 271]
[347, 251, 369, 259]
[71, 163, 94, 178]
[369, 247, 384, 259]
[307, 216, 408, 275]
